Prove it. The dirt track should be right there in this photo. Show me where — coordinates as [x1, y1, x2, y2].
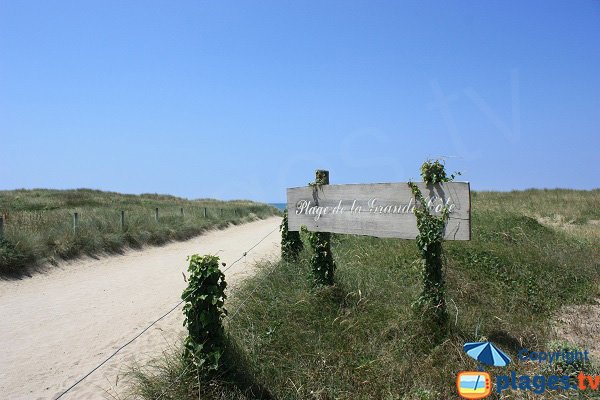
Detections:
[0, 216, 281, 400]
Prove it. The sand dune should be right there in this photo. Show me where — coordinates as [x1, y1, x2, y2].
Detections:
[0, 216, 282, 400]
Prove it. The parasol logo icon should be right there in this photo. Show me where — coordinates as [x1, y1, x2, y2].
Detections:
[457, 341, 511, 399]
[457, 341, 598, 396]
[463, 341, 512, 368]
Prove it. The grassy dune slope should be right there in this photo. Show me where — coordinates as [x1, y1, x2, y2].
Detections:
[0, 189, 279, 277]
[134, 189, 599, 400]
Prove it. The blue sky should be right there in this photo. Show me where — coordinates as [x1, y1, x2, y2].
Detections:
[1, 1, 599, 202]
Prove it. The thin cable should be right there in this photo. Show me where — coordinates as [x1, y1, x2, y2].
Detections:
[223, 227, 278, 273]
[54, 298, 187, 399]
[55, 281, 206, 399]
[227, 260, 282, 320]
[54, 224, 279, 399]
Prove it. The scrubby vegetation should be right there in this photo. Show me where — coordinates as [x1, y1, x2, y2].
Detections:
[132, 189, 599, 399]
[0, 188, 279, 277]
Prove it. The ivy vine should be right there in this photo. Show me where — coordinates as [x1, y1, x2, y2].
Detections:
[308, 230, 336, 285]
[308, 170, 336, 285]
[419, 159, 461, 184]
[181, 254, 227, 371]
[280, 209, 303, 262]
[408, 159, 459, 343]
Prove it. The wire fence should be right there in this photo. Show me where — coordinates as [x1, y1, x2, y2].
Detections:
[1, 205, 270, 237]
[0, 205, 280, 276]
[54, 226, 280, 400]
[152, 233, 284, 400]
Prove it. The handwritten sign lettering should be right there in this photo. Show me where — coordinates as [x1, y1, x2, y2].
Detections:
[287, 182, 470, 240]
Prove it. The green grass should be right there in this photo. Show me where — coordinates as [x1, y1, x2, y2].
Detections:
[0, 188, 280, 277]
[473, 189, 600, 224]
[131, 189, 600, 399]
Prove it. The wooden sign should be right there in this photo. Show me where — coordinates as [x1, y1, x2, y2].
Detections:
[287, 182, 471, 240]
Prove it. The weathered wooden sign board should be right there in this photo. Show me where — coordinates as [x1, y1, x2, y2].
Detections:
[287, 182, 471, 240]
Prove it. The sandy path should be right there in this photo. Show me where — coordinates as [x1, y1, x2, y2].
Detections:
[0, 216, 282, 400]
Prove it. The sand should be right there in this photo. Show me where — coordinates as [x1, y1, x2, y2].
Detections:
[553, 298, 600, 361]
[0, 216, 282, 400]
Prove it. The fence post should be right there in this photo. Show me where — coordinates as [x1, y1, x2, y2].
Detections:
[182, 254, 227, 371]
[204, 207, 207, 218]
[120, 210, 125, 231]
[181, 207, 184, 218]
[220, 208, 223, 217]
[155, 208, 159, 223]
[0, 216, 4, 239]
[73, 212, 79, 235]
[309, 169, 336, 285]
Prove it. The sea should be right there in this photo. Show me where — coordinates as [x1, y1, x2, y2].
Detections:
[269, 203, 286, 211]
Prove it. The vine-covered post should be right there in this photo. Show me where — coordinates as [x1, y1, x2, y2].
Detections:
[280, 208, 303, 262]
[309, 169, 336, 285]
[181, 254, 227, 371]
[408, 160, 459, 343]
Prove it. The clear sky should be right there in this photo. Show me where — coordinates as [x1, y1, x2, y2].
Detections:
[1, 1, 599, 202]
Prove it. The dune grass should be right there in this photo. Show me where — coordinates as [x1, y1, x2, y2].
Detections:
[132, 189, 599, 399]
[0, 188, 279, 277]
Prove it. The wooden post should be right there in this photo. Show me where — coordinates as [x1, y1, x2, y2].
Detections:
[0, 216, 4, 238]
[311, 169, 335, 285]
[120, 210, 125, 231]
[180, 207, 184, 217]
[220, 208, 223, 217]
[73, 212, 79, 235]
[203, 207, 207, 218]
[316, 169, 329, 186]
[155, 208, 159, 223]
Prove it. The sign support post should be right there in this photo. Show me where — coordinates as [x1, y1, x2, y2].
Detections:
[309, 170, 336, 285]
